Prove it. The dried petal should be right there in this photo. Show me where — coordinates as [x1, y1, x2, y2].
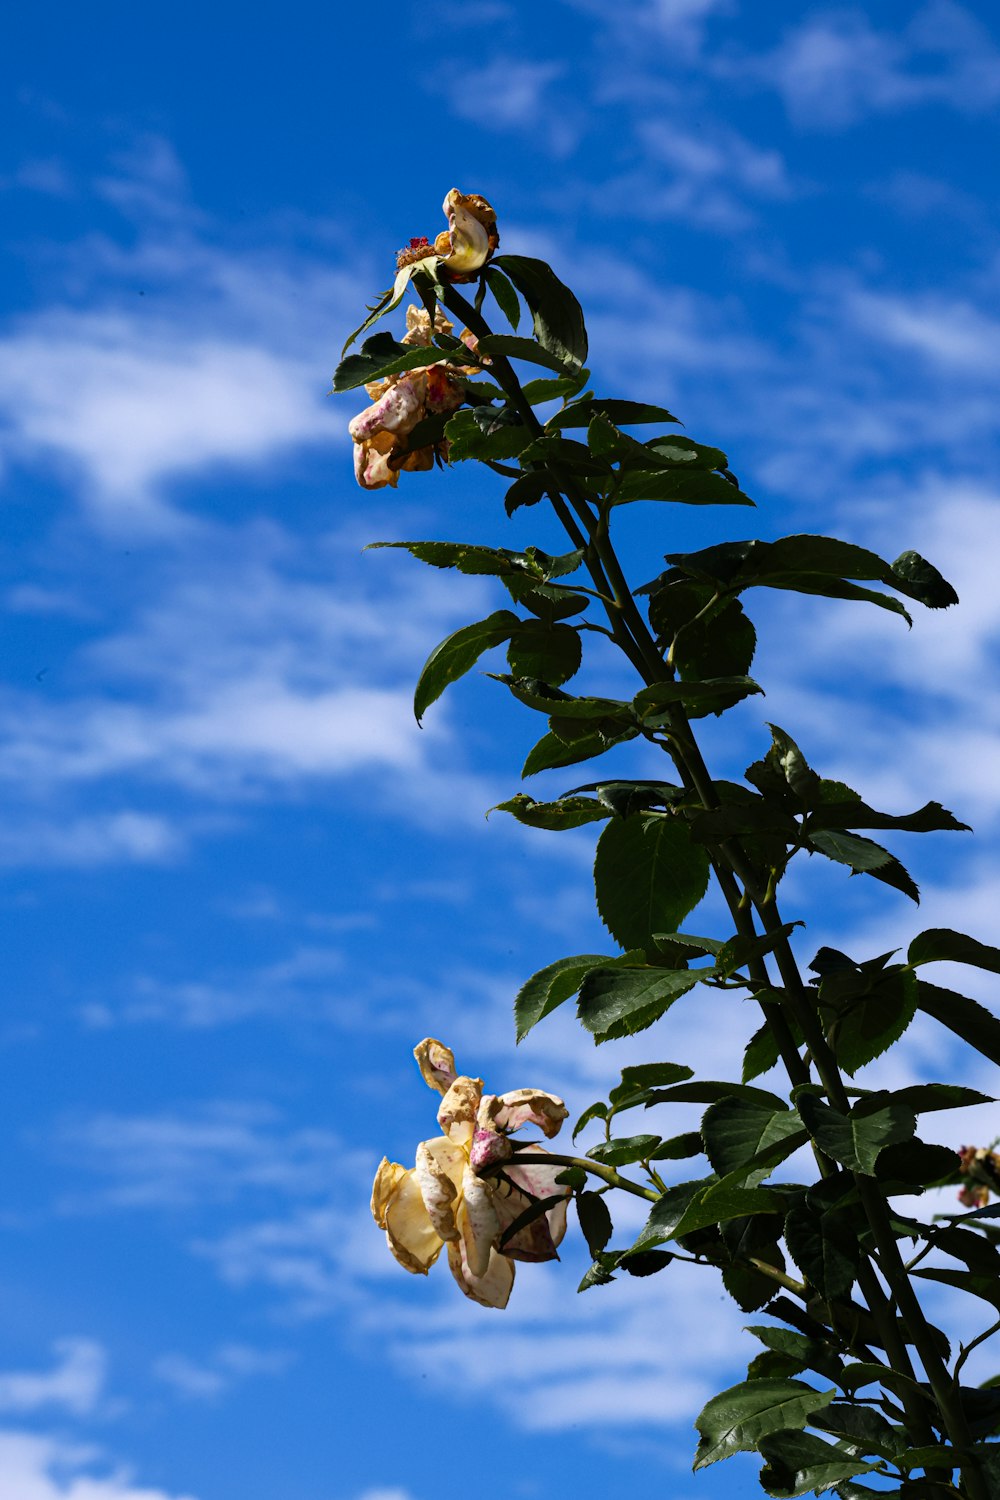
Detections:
[381, 1165, 443, 1275]
[437, 1075, 483, 1147]
[459, 1164, 500, 1278]
[415, 1135, 466, 1242]
[446, 1237, 514, 1309]
[401, 305, 454, 348]
[413, 1038, 457, 1095]
[481, 1088, 568, 1139]
[439, 189, 498, 277]
[371, 1157, 408, 1229]
[348, 379, 423, 442]
[469, 1122, 514, 1172]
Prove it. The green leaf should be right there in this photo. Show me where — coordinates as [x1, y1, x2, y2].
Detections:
[492, 255, 589, 370]
[577, 965, 699, 1042]
[692, 1378, 835, 1469]
[621, 1249, 674, 1276]
[475, 332, 577, 374]
[491, 793, 609, 831]
[745, 1327, 844, 1386]
[915, 981, 1000, 1066]
[577, 1258, 617, 1291]
[908, 928, 1000, 974]
[812, 1403, 904, 1459]
[809, 830, 920, 904]
[614, 1061, 695, 1093]
[891, 549, 959, 609]
[588, 1135, 662, 1166]
[615, 468, 755, 507]
[549, 398, 681, 430]
[784, 1202, 860, 1299]
[333, 330, 464, 392]
[632, 676, 763, 718]
[593, 815, 710, 952]
[628, 1180, 708, 1252]
[521, 722, 639, 776]
[445, 406, 532, 461]
[571, 1101, 609, 1141]
[650, 1131, 704, 1160]
[484, 266, 520, 330]
[414, 610, 520, 722]
[806, 800, 970, 836]
[701, 1099, 806, 1185]
[913, 1267, 1000, 1312]
[506, 621, 582, 684]
[890, 1083, 994, 1113]
[504, 471, 551, 514]
[645, 1081, 786, 1108]
[576, 1192, 613, 1257]
[515, 950, 643, 1042]
[819, 968, 918, 1075]
[368, 540, 528, 576]
[758, 1430, 878, 1497]
[797, 1094, 916, 1175]
[876, 1138, 961, 1191]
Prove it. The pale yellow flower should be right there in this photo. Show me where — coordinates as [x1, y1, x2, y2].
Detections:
[395, 189, 499, 281]
[371, 1038, 570, 1308]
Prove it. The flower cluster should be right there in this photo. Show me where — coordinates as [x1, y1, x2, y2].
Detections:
[371, 1038, 570, 1308]
[348, 306, 470, 490]
[957, 1143, 1000, 1209]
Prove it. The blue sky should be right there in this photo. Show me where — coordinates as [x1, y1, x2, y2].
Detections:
[2, 2, 1000, 1497]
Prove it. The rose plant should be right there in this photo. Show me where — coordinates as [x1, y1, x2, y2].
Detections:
[337, 190, 1000, 1498]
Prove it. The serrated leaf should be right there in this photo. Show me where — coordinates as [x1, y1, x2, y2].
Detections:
[745, 1328, 844, 1386]
[702, 1098, 806, 1185]
[521, 722, 640, 776]
[577, 965, 699, 1042]
[758, 1430, 877, 1497]
[577, 1260, 617, 1291]
[784, 1202, 860, 1299]
[812, 1402, 904, 1459]
[615, 468, 755, 507]
[915, 981, 1000, 1066]
[414, 610, 520, 722]
[504, 471, 551, 514]
[593, 815, 710, 952]
[692, 1378, 835, 1469]
[333, 331, 464, 392]
[571, 1101, 609, 1141]
[797, 1094, 916, 1175]
[909, 928, 1000, 973]
[445, 406, 532, 461]
[515, 950, 643, 1042]
[491, 794, 609, 831]
[588, 1134, 662, 1166]
[890, 1083, 993, 1113]
[506, 620, 583, 685]
[340, 259, 436, 354]
[492, 255, 588, 370]
[820, 968, 918, 1076]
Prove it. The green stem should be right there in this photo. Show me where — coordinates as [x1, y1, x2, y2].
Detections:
[506, 1151, 658, 1201]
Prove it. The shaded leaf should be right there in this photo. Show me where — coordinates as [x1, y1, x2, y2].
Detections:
[909, 928, 1000, 974]
[491, 793, 609, 831]
[576, 1192, 613, 1257]
[758, 1430, 877, 1497]
[548, 398, 681, 429]
[594, 815, 710, 952]
[797, 1094, 916, 1175]
[506, 620, 582, 684]
[588, 1135, 662, 1166]
[784, 1202, 860, 1299]
[914, 982, 1000, 1067]
[414, 610, 520, 721]
[515, 950, 643, 1042]
[484, 265, 520, 330]
[492, 255, 589, 370]
[476, 332, 578, 374]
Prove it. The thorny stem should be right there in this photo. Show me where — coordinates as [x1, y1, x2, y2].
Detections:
[439, 282, 987, 1495]
[494, 1151, 658, 1202]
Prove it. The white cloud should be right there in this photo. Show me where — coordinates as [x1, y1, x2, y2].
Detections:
[0, 1430, 198, 1500]
[755, 3, 1000, 128]
[52, 1103, 349, 1209]
[0, 812, 181, 869]
[152, 1344, 290, 1401]
[848, 289, 1000, 372]
[0, 1342, 107, 1418]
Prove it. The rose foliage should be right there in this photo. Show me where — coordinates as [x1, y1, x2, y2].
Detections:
[339, 190, 1000, 1499]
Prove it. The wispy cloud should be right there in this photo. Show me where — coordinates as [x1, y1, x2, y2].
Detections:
[750, 3, 1000, 129]
[0, 1340, 107, 1417]
[151, 1344, 292, 1402]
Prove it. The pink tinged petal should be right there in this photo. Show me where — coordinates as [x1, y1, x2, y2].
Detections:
[490, 1088, 568, 1138]
[505, 1155, 573, 1209]
[413, 1038, 457, 1095]
[446, 1238, 514, 1309]
[459, 1165, 500, 1278]
[437, 1075, 483, 1146]
[415, 1135, 466, 1242]
[348, 380, 423, 441]
[469, 1124, 513, 1173]
[381, 1166, 443, 1275]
